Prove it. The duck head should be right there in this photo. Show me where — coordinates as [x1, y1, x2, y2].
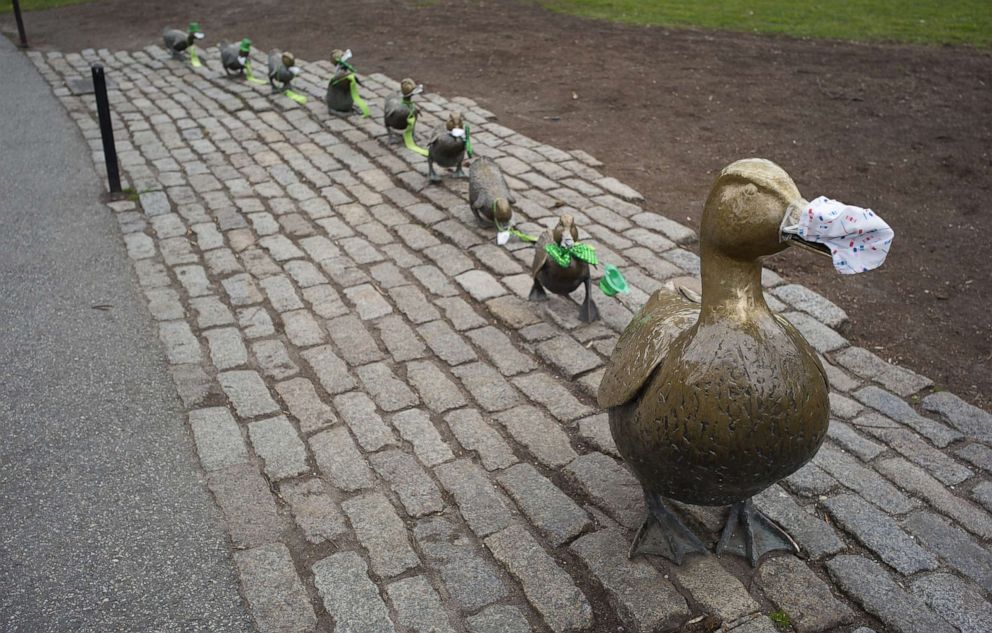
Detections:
[493, 199, 513, 226]
[553, 214, 580, 248]
[238, 38, 251, 65]
[699, 159, 829, 319]
[332, 48, 355, 71]
[401, 78, 423, 100]
[445, 112, 465, 132]
[187, 22, 205, 43]
[282, 52, 300, 75]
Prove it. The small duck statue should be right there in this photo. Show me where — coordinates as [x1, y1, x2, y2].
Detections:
[427, 112, 471, 183]
[598, 158, 838, 567]
[325, 49, 368, 116]
[383, 78, 423, 143]
[469, 157, 515, 231]
[219, 38, 252, 77]
[530, 214, 599, 323]
[267, 51, 300, 94]
[163, 23, 204, 60]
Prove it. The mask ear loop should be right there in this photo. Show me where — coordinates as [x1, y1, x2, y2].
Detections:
[780, 198, 808, 241]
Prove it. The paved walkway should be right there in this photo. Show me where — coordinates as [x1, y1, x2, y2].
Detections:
[22, 41, 992, 633]
[0, 37, 253, 632]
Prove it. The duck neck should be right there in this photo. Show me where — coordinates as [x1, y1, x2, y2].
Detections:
[699, 248, 770, 324]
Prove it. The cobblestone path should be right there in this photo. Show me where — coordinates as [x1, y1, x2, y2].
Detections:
[27, 44, 992, 633]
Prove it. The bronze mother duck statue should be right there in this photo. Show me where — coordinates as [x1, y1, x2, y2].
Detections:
[598, 159, 837, 567]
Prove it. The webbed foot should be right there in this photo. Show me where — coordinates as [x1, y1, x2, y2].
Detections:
[579, 278, 599, 323]
[529, 280, 549, 302]
[715, 498, 798, 567]
[630, 491, 708, 565]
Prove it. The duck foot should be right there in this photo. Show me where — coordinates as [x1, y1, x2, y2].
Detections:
[629, 491, 708, 565]
[529, 280, 549, 302]
[715, 498, 798, 567]
[579, 278, 599, 322]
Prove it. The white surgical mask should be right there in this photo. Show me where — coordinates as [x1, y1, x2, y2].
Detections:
[449, 127, 465, 139]
[781, 196, 893, 275]
[289, 66, 301, 75]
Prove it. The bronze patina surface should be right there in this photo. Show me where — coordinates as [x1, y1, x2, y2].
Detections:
[468, 157, 514, 227]
[427, 112, 467, 183]
[326, 49, 356, 113]
[598, 158, 830, 565]
[530, 214, 599, 323]
[383, 77, 420, 137]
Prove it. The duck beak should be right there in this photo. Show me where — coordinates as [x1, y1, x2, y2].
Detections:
[411, 84, 424, 96]
[561, 235, 575, 249]
[780, 198, 832, 258]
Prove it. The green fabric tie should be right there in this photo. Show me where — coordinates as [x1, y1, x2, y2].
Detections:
[346, 74, 370, 117]
[189, 46, 202, 68]
[495, 217, 537, 243]
[404, 111, 429, 157]
[243, 59, 267, 84]
[545, 242, 598, 268]
[284, 89, 308, 104]
[463, 123, 474, 158]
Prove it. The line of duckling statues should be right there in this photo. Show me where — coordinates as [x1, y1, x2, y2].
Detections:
[164, 24, 896, 571]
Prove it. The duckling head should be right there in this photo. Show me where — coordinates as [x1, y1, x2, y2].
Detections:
[445, 112, 464, 132]
[188, 22, 205, 41]
[493, 199, 513, 226]
[281, 52, 300, 75]
[702, 158, 829, 262]
[553, 214, 580, 248]
[400, 78, 423, 99]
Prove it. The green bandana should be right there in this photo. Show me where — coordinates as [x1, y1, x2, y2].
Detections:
[284, 89, 308, 105]
[188, 46, 202, 68]
[346, 73, 369, 117]
[243, 59, 267, 84]
[545, 242, 598, 268]
[494, 217, 537, 243]
[404, 111, 429, 157]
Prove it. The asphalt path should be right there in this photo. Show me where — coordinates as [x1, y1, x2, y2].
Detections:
[0, 35, 254, 632]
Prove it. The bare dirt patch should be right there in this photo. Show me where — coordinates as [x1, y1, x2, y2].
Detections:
[5, 0, 990, 408]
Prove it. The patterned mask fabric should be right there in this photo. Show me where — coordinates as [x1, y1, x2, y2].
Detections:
[782, 196, 894, 274]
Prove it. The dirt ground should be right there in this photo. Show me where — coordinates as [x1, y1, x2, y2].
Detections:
[5, 0, 990, 409]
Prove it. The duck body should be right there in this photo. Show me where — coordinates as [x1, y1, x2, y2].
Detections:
[219, 42, 247, 76]
[602, 292, 829, 506]
[267, 51, 297, 93]
[468, 157, 515, 227]
[163, 29, 193, 55]
[325, 66, 354, 113]
[427, 112, 468, 182]
[598, 158, 834, 566]
[530, 214, 599, 322]
[384, 94, 415, 131]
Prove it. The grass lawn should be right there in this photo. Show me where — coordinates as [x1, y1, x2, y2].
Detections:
[539, 0, 992, 47]
[0, 0, 92, 14]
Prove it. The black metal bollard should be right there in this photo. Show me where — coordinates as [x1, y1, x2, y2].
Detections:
[91, 64, 121, 193]
[12, 0, 28, 48]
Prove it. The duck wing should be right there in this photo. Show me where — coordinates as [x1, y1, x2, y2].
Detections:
[531, 228, 554, 278]
[597, 287, 700, 408]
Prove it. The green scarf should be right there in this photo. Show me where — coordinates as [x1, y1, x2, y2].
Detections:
[463, 123, 474, 158]
[188, 46, 202, 68]
[545, 242, 598, 268]
[243, 59, 267, 84]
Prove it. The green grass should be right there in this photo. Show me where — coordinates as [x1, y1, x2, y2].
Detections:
[539, 0, 992, 47]
[768, 609, 792, 630]
[0, 0, 92, 14]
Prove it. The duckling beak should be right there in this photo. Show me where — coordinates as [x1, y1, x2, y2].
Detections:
[411, 84, 424, 96]
[561, 235, 575, 249]
[193, 32, 205, 40]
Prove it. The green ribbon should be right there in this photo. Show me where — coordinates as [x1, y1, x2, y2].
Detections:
[346, 74, 369, 117]
[284, 89, 308, 104]
[404, 111, 429, 157]
[545, 242, 598, 268]
[495, 217, 538, 243]
[189, 47, 202, 68]
[243, 59, 267, 84]
[463, 123, 474, 158]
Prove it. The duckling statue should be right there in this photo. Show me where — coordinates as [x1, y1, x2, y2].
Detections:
[325, 49, 365, 115]
[427, 112, 471, 183]
[530, 214, 599, 323]
[598, 158, 836, 567]
[383, 78, 423, 143]
[219, 38, 251, 77]
[163, 23, 204, 60]
[468, 157, 515, 229]
[267, 51, 300, 94]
